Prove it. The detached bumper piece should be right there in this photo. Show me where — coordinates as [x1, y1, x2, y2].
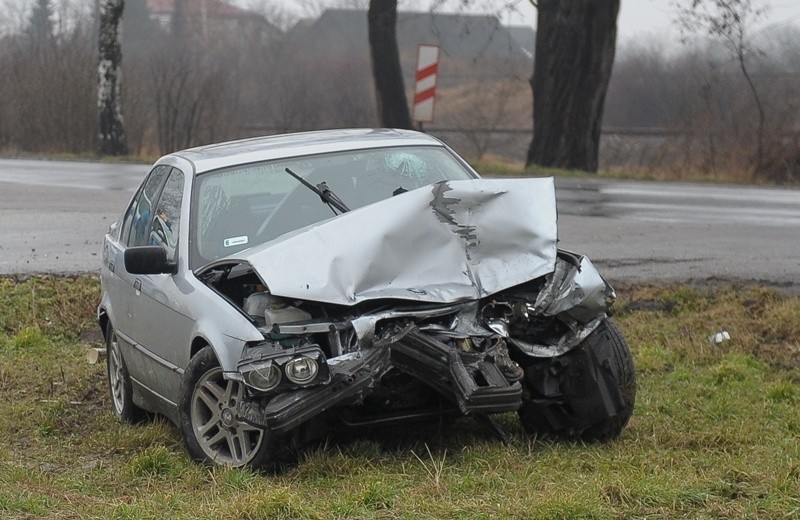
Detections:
[237, 346, 392, 434]
[390, 330, 522, 415]
[237, 326, 523, 433]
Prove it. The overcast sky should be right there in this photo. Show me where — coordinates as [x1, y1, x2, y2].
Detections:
[260, 0, 800, 47]
[423, 0, 800, 46]
[610, 0, 800, 46]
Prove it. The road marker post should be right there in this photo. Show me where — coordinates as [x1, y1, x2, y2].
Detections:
[412, 44, 440, 128]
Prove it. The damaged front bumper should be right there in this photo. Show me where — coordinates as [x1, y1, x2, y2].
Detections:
[234, 250, 614, 434]
[238, 346, 392, 433]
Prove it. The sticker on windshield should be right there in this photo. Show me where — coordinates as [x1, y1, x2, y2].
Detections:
[223, 235, 248, 248]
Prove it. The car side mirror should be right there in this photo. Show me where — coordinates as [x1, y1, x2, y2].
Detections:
[124, 246, 176, 275]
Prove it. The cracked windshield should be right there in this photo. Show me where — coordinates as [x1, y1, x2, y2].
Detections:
[193, 145, 473, 267]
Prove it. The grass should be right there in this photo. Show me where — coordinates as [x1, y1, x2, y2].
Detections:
[471, 159, 590, 180]
[472, 159, 675, 184]
[1, 276, 799, 519]
[2, 149, 793, 186]
[470, 158, 793, 186]
[0, 149, 157, 165]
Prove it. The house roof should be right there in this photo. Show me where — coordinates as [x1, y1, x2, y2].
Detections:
[290, 9, 532, 64]
[146, 0, 260, 21]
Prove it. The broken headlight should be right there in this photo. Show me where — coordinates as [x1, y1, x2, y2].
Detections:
[285, 356, 319, 384]
[245, 361, 282, 391]
[238, 341, 330, 394]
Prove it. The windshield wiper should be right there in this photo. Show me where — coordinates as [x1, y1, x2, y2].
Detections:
[284, 167, 350, 215]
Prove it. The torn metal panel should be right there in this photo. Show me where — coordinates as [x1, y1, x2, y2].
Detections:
[536, 254, 615, 322]
[476, 253, 615, 359]
[507, 316, 605, 358]
[389, 328, 522, 414]
[231, 178, 558, 305]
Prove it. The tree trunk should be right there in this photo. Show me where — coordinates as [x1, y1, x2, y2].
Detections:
[526, 0, 619, 172]
[368, 0, 412, 129]
[737, 51, 765, 171]
[97, 0, 128, 156]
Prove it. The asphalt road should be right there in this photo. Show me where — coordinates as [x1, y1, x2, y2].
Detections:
[553, 178, 800, 289]
[1, 158, 799, 290]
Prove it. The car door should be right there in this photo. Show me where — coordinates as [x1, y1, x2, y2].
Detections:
[127, 167, 195, 405]
[105, 165, 171, 369]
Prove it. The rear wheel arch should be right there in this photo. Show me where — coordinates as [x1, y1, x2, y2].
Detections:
[98, 308, 110, 342]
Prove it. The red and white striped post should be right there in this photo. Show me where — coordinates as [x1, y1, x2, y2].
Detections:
[412, 44, 440, 128]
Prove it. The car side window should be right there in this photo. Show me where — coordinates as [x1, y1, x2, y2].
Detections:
[119, 187, 142, 246]
[148, 169, 184, 263]
[127, 166, 171, 247]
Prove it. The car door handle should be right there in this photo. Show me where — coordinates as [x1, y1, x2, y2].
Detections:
[133, 279, 142, 292]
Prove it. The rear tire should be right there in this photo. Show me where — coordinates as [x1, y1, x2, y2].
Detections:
[106, 325, 145, 424]
[178, 346, 286, 470]
[518, 319, 636, 441]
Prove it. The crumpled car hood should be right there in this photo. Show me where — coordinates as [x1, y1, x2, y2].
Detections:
[229, 178, 558, 305]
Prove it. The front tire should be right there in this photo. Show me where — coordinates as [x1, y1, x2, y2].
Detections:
[518, 319, 636, 441]
[178, 346, 282, 470]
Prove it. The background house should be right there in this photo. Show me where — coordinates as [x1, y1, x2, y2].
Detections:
[145, 0, 279, 45]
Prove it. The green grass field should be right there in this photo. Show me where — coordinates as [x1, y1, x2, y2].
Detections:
[1, 276, 798, 519]
[470, 160, 789, 186]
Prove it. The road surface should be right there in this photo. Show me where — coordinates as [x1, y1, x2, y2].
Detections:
[554, 178, 800, 289]
[1, 158, 798, 290]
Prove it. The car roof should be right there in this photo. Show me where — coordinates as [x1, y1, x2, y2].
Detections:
[165, 128, 445, 175]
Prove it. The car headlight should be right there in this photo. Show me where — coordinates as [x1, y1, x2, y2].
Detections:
[244, 362, 281, 391]
[238, 341, 330, 393]
[285, 356, 319, 384]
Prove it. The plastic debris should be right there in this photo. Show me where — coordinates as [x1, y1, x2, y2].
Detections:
[708, 331, 731, 344]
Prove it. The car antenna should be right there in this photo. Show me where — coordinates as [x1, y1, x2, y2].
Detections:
[284, 167, 350, 214]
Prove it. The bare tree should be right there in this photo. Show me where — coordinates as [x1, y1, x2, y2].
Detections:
[97, 0, 128, 156]
[448, 79, 523, 159]
[0, 0, 30, 38]
[240, 0, 302, 31]
[0, 3, 96, 154]
[675, 0, 767, 171]
[150, 46, 233, 154]
[368, 0, 412, 129]
[526, 0, 619, 172]
[25, 0, 53, 48]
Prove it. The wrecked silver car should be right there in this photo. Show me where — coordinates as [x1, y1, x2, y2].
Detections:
[99, 129, 636, 469]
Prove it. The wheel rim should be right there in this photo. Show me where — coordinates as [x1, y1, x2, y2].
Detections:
[108, 332, 126, 416]
[190, 366, 264, 467]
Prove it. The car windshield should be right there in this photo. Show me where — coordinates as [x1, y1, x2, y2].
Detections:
[190, 145, 475, 269]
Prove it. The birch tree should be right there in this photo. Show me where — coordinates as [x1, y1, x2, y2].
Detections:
[97, 0, 128, 156]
